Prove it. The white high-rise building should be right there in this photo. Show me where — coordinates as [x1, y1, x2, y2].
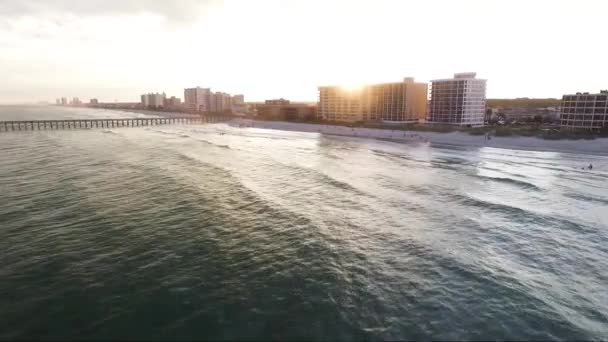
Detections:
[140, 92, 166, 108]
[184, 87, 245, 113]
[427, 72, 487, 126]
[231, 94, 247, 114]
[207, 92, 231, 113]
[184, 87, 211, 112]
[219, 93, 230, 112]
[232, 94, 245, 105]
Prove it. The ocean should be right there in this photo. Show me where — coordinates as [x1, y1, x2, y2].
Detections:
[1, 105, 607, 340]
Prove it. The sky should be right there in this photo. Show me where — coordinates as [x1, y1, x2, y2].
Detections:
[0, 0, 607, 103]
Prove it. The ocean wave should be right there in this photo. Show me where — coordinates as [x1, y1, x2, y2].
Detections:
[449, 193, 537, 218]
[269, 162, 373, 199]
[564, 193, 608, 205]
[405, 184, 449, 196]
[433, 157, 473, 165]
[154, 130, 179, 136]
[370, 149, 419, 164]
[447, 193, 595, 236]
[430, 161, 460, 171]
[474, 175, 541, 191]
[196, 139, 230, 149]
[477, 166, 531, 179]
[151, 129, 231, 149]
[150, 130, 190, 139]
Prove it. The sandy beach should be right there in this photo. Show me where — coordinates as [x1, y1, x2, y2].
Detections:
[230, 118, 608, 156]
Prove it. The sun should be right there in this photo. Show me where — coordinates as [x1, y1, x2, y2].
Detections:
[340, 82, 365, 92]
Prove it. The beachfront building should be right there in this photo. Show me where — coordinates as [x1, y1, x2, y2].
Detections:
[210, 92, 232, 113]
[185, 87, 245, 113]
[184, 87, 211, 112]
[140, 92, 166, 109]
[265, 98, 290, 106]
[560, 90, 608, 130]
[232, 94, 245, 105]
[232, 95, 247, 115]
[427, 72, 487, 126]
[163, 96, 182, 109]
[317, 87, 366, 122]
[318, 77, 428, 123]
[257, 99, 316, 121]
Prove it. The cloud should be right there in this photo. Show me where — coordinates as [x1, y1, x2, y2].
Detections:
[0, 0, 221, 23]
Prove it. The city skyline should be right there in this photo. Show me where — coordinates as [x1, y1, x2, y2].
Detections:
[1, 0, 607, 104]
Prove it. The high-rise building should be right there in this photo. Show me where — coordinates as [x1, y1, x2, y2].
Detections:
[184, 87, 211, 112]
[258, 100, 316, 121]
[71, 98, 82, 106]
[231, 94, 247, 115]
[232, 94, 245, 105]
[163, 96, 182, 108]
[265, 98, 290, 105]
[90, 99, 99, 105]
[209, 92, 232, 113]
[318, 87, 362, 122]
[140, 93, 166, 108]
[367, 78, 428, 122]
[560, 90, 608, 130]
[427, 72, 487, 126]
[318, 77, 428, 123]
[221, 93, 232, 112]
[184, 87, 244, 113]
[61, 97, 68, 105]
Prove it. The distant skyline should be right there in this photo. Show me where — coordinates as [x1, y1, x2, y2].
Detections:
[1, 0, 607, 103]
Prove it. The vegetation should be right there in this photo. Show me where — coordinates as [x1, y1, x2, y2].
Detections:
[257, 112, 608, 142]
[487, 98, 561, 109]
[463, 125, 608, 140]
[283, 118, 606, 140]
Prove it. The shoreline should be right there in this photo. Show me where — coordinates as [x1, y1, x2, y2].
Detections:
[95, 108, 608, 156]
[230, 119, 608, 156]
[112, 108, 199, 118]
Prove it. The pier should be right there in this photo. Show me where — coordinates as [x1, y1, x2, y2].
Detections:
[0, 115, 229, 132]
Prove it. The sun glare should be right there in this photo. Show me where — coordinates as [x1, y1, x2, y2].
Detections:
[340, 82, 365, 92]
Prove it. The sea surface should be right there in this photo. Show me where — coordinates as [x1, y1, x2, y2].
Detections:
[1, 105, 607, 340]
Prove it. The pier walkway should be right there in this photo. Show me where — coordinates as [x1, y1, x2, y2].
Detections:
[0, 115, 229, 132]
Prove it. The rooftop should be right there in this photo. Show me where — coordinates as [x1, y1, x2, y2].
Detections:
[318, 77, 424, 89]
[431, 72, 486, 83]
[571, 90, 608, 96]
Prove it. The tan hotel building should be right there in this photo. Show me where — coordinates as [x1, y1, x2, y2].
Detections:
[318, 77, 428, 123]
